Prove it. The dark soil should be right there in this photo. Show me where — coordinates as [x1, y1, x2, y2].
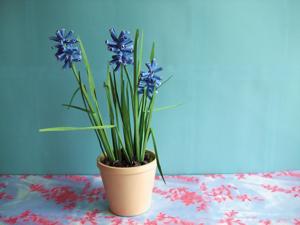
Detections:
[101, 152, 154, 168]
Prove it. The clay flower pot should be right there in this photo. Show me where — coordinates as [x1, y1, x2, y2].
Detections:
[97, 151, 157, 216]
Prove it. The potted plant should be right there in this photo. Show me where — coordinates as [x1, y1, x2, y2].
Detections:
[40, 28, 176, 216]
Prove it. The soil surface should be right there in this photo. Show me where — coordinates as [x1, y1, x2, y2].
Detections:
[101, 152, 154, 167]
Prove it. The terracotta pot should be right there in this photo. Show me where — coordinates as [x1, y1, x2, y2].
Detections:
[97, 151, 157, 216]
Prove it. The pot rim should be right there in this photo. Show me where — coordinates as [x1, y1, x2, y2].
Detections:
[97, 150, 157, 175]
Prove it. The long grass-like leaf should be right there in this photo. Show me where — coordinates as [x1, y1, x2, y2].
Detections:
[133, 29, 141, 161]
[150, 128, 165, 183]
[125, 83, 133, 144]
[39, 125, 115, 132]
[150, 42, 155, 62]
[104, 68, 119, 159]
[139, 90, 147, 153]
[62, 104, 94, 113]
[109, 71, 120, 130]
[112, 71, 122, 111]
[159, 75, 173, 89]
[70, 65, 106, 157]
[124, 66, 133, 98]
[71, 63, 114, 161]
[66, 87, 80, 109]
[115, 127, 131, 163]
[78, 39, 112, 154]
[78, 40, 101, 119]
[141, 90, 156, 159]
[78, 39, 96, 100]
[133, 29, 139, 88]
[137, 31, 143, 82]
[120, 68, 133, 159]
[153, 103, 183, 112]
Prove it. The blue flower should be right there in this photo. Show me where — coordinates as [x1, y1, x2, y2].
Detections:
[138, 59, 163, 98]
[50, 28, 82, 69]
[105, 28, 133, 71]
[49, 28, 78, 45]
[55, 44, 82, 69]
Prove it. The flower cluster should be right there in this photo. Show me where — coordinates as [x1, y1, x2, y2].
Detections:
[49, 28, 81, 68]
[105, 28, 134, 71]
[138, 59, 163, 98]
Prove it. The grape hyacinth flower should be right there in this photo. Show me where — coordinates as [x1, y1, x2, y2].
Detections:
[105, 28, 133, 71]
[49, 28, 82, 69]
[49, 28, 78, 45]
[138, 59, 163, 98]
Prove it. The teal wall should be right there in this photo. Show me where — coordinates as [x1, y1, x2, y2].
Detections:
[1, 0, 300, 174]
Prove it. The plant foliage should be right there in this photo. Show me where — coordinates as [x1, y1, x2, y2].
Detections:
[41, 28, 179, 181]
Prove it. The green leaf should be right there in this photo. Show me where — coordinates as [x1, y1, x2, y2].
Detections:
[141, 90, 156, 160]
[104, 69, 118, 158]
[139, 89, 147, 152]
[153, 103, 183, 112]
[133, 29, 139, 88]
[109, 71, 120, 129]
[114, 127, 131, 163]
[71, 64, 114, 161]
[67, 87, 80, 109]
[150, 128, 165, 184]
[39, 125, 115, 132]
[71, 66, 106, 156]
[120, 68, 133, 158]
[159, 75, 173, 89]
[78, 38, 104, 125]
[112, 71, 122, 111]
[78, 39, 113, 157]
[150, 42, 155, 62]
[133, 29, 141, 161]
[124, 66, 133, 98]
[77, 71, 96, 117]
[62, 104, 94, 113]
[138, 31, 144, 81]
[78, 38, 96, 97]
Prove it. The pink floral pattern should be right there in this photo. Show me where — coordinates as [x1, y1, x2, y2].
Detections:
[0, 171, 300, 224]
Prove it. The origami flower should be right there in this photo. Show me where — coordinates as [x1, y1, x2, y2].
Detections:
[49, 28, 82, 68]
[49, 28, 78, 45]
[54, 44, 82, 69]
[105, 28, 133, 71]
[138, 59, 163, 98]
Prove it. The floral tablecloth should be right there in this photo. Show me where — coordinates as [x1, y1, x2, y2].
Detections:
[0, 171, 300, 225]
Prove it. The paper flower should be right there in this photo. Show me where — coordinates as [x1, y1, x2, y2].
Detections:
[50, 28, 81, 68]
[49, 28, 78, 45]
[138, 59, 163, 98]
[105, 28, 133, 71]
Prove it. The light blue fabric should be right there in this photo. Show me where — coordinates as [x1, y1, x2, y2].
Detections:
[0, 171, 300, 224]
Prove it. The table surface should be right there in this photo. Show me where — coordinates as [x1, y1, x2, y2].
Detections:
[0, 171, 300, 225]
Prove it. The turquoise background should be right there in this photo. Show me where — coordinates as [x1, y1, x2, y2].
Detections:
[1, 0, 300, 174]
